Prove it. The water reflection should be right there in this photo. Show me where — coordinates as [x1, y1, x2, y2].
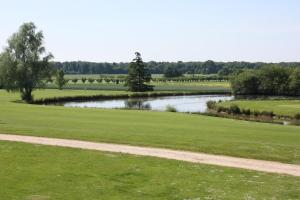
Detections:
[63, 95, 234, 113]
[124, 99, 151, 110]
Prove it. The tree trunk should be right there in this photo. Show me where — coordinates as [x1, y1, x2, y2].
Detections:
[21, 88, 33, 103]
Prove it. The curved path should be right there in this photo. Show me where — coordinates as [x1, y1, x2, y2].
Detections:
[0, 134, 300, 177]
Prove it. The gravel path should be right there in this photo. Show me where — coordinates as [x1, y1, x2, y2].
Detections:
[0, 134, 299, 177]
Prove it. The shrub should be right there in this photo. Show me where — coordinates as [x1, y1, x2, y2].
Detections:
[217, 106, 228, 113]
[71, 78, 78, 84]
[166, 105, 177, 112]
[242, 108, 251, 116]
[81, 77, 87, 83]
[88, 78, 95, 83]
[206, 100, 217, 110]
[229, 104, 241, 114]
[253, 110, 260, 117]
[294, 113, 300, 120]
[96, 78, 102, 83]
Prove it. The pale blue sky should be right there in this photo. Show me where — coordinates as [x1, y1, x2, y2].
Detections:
[0, 0, 299, 62]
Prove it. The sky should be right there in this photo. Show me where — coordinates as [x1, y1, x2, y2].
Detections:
[0, 0, 299, 62]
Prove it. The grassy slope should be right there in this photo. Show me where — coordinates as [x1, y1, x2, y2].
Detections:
[0, 90, 300, 164]
[219, 100, 300, 117]
[1, 141, 299, 200]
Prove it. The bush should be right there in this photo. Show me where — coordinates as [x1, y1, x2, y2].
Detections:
[217, 106, 228, 113]
[96, 78, 102, 83]
[242, 108, 251, 116]
[71, 78, 78, 84]
[229, 104, 241, 114]
[206, 100, 217, 110]
[294, 113, 300, 120]
[88, 78, 95, 83]
[81, 77, 87, 83]
[165, 105, 177, 112]
[253, 110, 260, 117]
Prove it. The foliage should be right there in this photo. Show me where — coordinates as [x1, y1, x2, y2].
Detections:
[71, 78, 78, 83]
[163, 66, 183, 78]
[289, 68, 300, 94]
[218, 99, 300, 118]
[230, 65, 300, 95]
[125, 52, 153, 92]
[0, 22, 53, 102]
[81, 77, 87, 83]
[206, 100, 217, 110]
[55, 69, 67, 90]
[229, 104, 241, 114]
[88, 78, 95, 83]
[230, 70, 260, 95]
[165, 105, 177, 112]
[54, 60, 300, 75]
[294, 113, 300, 120]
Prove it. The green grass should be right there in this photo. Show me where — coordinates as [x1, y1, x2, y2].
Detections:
[48, 75, 230, 92]
[0, 89, 300, 164]
[46, 81, 230, 92]
[1, 141, 299, 200]
[219, 100, 300, 117]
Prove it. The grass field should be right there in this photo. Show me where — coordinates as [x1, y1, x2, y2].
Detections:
[0, 89, 300, 164]
[218, 100, 300, 117]
[1, 141, 299, 200]
[46, 80, 230, 92]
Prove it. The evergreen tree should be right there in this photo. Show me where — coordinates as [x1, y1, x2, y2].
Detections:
[125, 52, 153, 92]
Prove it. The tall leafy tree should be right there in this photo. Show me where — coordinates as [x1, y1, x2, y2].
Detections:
[289, 68, 300, 95]
[0, 22, 53, 102]
[125, 52, 153, 92]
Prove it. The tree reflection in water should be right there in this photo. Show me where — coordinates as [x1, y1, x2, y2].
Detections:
[124, 98, 151, 110]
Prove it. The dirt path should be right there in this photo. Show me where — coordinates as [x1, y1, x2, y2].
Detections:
[0, 134, 300, 177]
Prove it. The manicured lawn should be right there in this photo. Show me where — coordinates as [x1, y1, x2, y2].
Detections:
[1, 89, 300, 164]
[1, 141, 299, 200]
[219, 100, 300, 117]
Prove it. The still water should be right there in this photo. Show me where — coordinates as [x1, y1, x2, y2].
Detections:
[63, 95, 234, 113]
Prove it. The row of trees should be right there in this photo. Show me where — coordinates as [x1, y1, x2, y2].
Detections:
[54, 60, 300, 76]
[47, 75, 228, 85]
[231, 65, 300, 95]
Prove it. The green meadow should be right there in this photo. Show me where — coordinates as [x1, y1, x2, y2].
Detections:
[1, 141, 299, 200]
[1, 89, 300, 164]
[46, 81, 230, 92]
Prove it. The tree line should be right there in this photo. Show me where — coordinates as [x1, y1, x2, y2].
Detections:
[54, 60, 300, 76]
[230, 65, 300, 96]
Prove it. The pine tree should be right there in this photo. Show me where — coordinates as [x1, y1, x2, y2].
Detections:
[125, 52, 153, 92]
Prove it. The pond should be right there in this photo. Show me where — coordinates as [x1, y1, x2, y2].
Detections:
[62, 95, 234, 113]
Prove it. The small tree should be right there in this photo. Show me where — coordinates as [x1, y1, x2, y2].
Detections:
[125, 52, 153, 92]
[88, 78, 95, 83]
[55, 69, 67, 90]
[71, 78, 78, 84]
[0, 22, 53, 102]
[81, 77, 87, 83]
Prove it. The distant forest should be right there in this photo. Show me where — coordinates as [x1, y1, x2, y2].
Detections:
[54, 61, 300, 76]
